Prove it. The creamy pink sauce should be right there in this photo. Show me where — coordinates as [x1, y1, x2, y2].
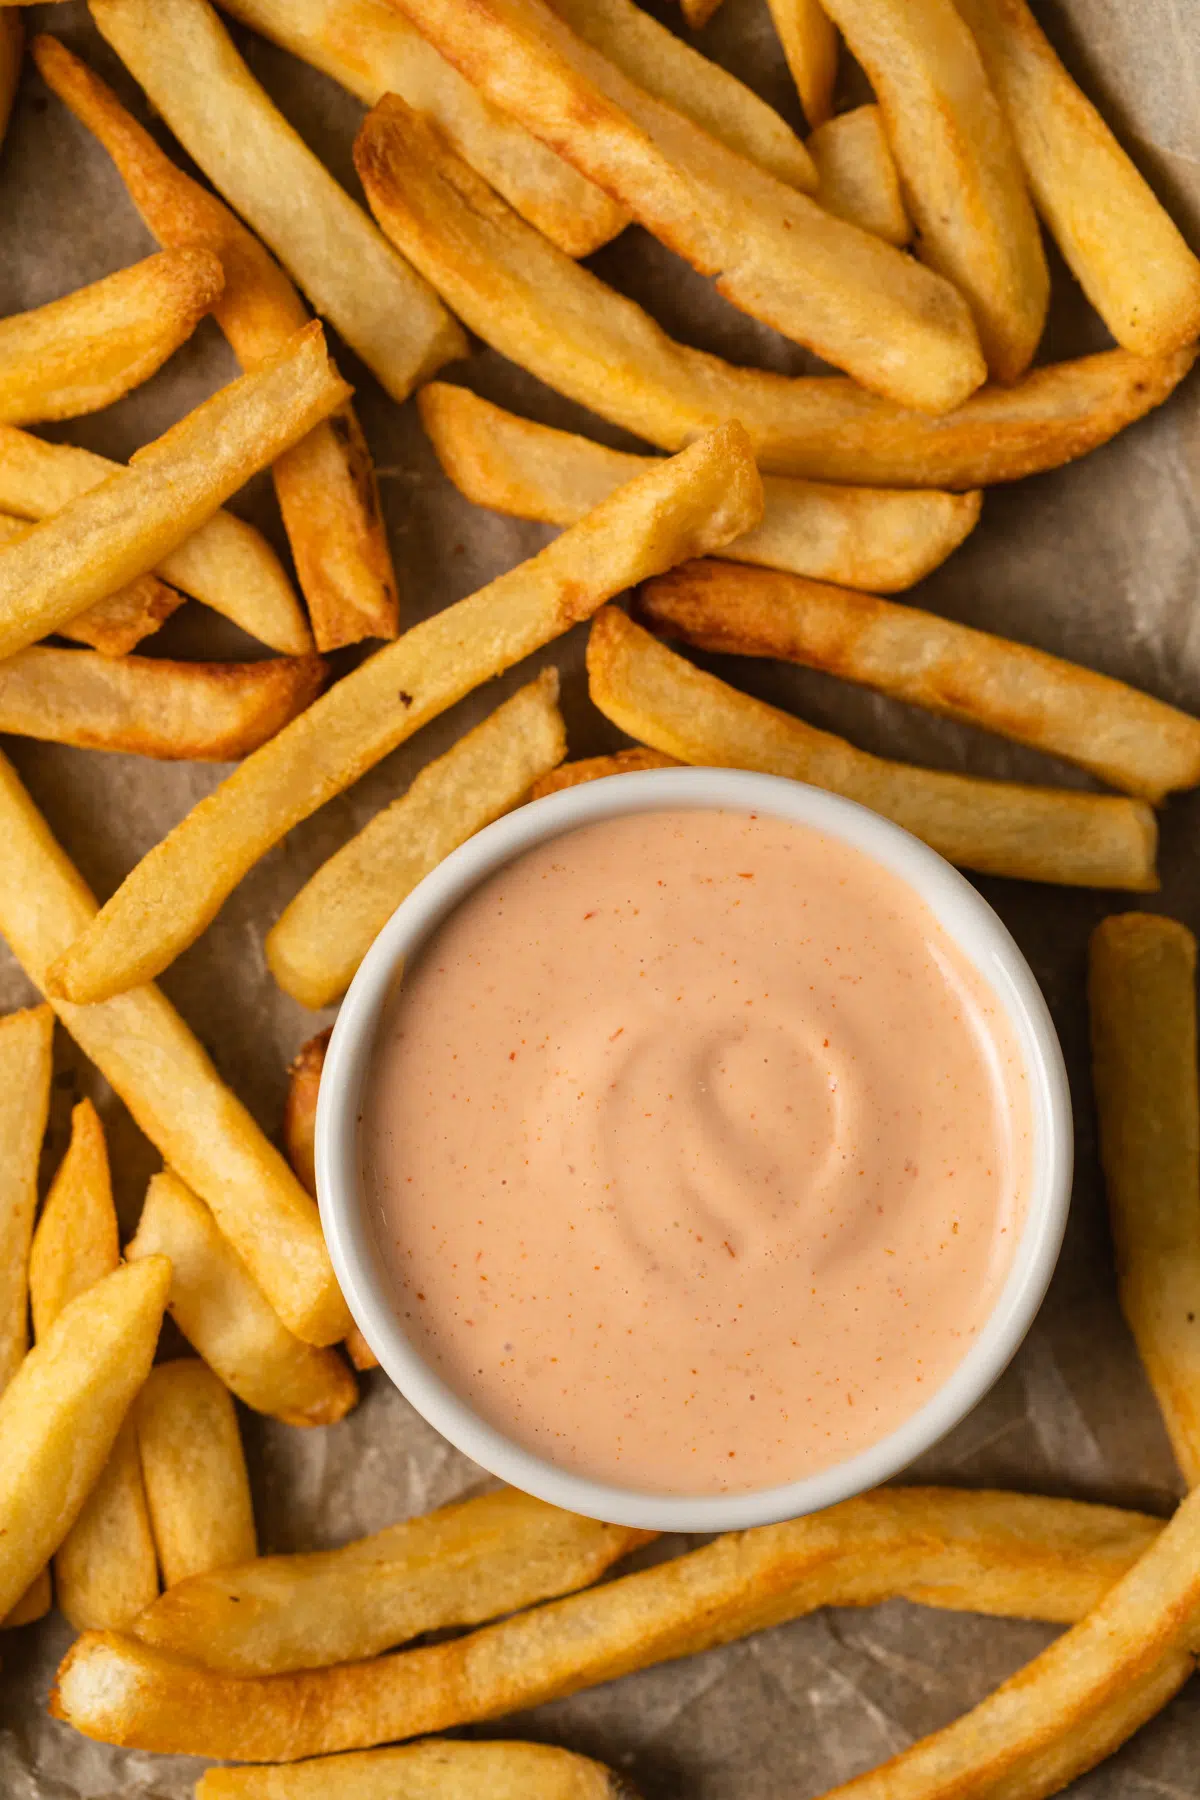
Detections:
[363, 810, 1030, 1495]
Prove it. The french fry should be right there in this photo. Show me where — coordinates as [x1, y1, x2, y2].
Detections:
[766, 0, 838, 127]
[126, 1171, 357, 1428]
[385, 1, 986, 413]
[35, 36, 398, 652]
[137, 1360, 256, 1587]
[0, 750, 351, 1347]
[0, 1256, 170, 1621]
[46, 423, 761, 1004]
[29, 1099, 116, 1343]
[266, 669, 567, 1008]
[544, 0, 814, 190]
[0, 1003, 53, 1392]
[0, 648, 326, 762]
[588, 607, 1158, 891]
[1089, 916, 1200, 1486]
[807, 104, 909, 245]
[639, 561, 1200, 802]
[530, 747, 679, 799]
[0, 10, 22, 149]
[0, 248, 223, 427]
[197, 1740, 635, 1800]
[216, 0, 627, 259]
[0, 425, 311, 655]
[60, 580, 185, 658]
[0, 324, 345, 661]
[50, 1486, 1165, 1757]
[419, 383, 980, 592]
[956, 0, 1200, 356]
[821, 0, 1048, 382]
[356, 97, 1192, 487]
[4, 1566, 51, 1628]
[90, 0, 466, 404]
[134, 1485, 650, 1674]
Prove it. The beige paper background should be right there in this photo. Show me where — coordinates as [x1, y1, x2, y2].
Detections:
[2, 0, 1200, 1792]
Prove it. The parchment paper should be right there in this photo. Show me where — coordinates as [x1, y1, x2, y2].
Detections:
[3, 2, 1200, 1793]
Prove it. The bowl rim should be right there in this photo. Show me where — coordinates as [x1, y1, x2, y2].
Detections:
[316, 766, 1072, 1532]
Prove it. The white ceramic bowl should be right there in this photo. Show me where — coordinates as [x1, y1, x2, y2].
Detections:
[317, 767, 1071, 1532]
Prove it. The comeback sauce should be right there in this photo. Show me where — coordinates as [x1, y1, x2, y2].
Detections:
[363, 810, 1030, 1495]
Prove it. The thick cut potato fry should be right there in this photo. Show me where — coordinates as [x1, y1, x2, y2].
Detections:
[766, 0, 837, 127]
[267, 669, 567, 1007]
[0, 324, 345, 661]
[4, 1566, 51, 1629]
[808, 104, 909, 245]
[29, 1099, 116, 1343]
[91, 0, 465, 404]
[0, 10, 22, 149]
[0, 1256, 169, 1621]
[127, 1171, 357, 1427]
[419, 384, 980, 593]
[35, 37, 398, 652]
[1090, 916, 1200, 1487]
[0, 508, 187, 655]
[0, 248, 223, 427]
[547, 0, 813, 189]
[589, 608, 1158, 890]
[530, 747, 679, 798]
[216, 0, 626, 259]
[640, 562, 1200, 801]
[956, 0, 1200, 356]
[135, 1486, 651, 1674]
[0, 649, 326, 761]
[0, 751, 350, 1347]
[821, 0, 1048, 382]
[137, 1360, 256, 1586]
[50, 1486, 1164, 1758]
[0, 1004, 53, 1393]
[198, 1740, 634, 1800]
[386, 2, 985, 412]
[357, 99, 1190, 487]
[0, 427, 309, 655]
[47, 424, 761, 1004]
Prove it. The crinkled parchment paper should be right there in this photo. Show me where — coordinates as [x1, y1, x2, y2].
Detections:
[3, 1, 1200, 1793]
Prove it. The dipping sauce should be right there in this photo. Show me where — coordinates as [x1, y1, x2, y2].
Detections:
[362, 809, 1030, 1495]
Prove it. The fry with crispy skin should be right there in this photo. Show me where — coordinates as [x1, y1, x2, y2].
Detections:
[766, 0, 838, 126]
[356, 97, 1192, 487]
[35, 36, 398, 651]
[29, 1100, 116, 1343]
[0, 1004, 53, 1392]
[137, 1360, 256, 1586]
[267, 669, 566, 1008]
[45, 424, 761, 1004]
[197, 1741, 637, 1800]
[807, 104, 909, 245]
[639, 561, 1200, 801]
[91, 0, 465, 403]
[588, 608, 1158, 891]
[530, 747, 679, 798]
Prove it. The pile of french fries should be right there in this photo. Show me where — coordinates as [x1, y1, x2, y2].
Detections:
[2, 0, 1200, 1792]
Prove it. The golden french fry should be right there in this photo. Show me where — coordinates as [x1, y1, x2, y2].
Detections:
[0, 1004, 53, 1393]
[91, 0, 465, 404]
[545, 0, 813, 189]
[956, 0, 1200, 356]
[49, 1486, 1164, 1757]
[29, 1099, 116, 1343]
[0, 648, 326, 762]
[385, 1, 985, 412]
[589, 607, 1158, 891]
[1089, 916, 1200, 1487]
[46, 423, 761, 1004]
[0, 1256, 170, 1620]
[134, 1485, 650, 1675]
[766, 0, 838, 127]
[0, 324, 345, 661]
[0, 426, 310, 655]
[197, 1740, 636, 1800]
[137, 1360, 256, 1587]
[126, 1171, 357, 1428]
[35, 36, 398, 652]
[357, 97, 1190, 487]
[3, 1566, 51, 1629]
[808, 104, 909, 245]
[61, 581, 184, 656]
[0, 248, 223, 427]
[530, 747, 679, 799]
[0, 10, 22, 148]
[639, 561, 1200, 802]
[0, 751, 350, 1347]
[419, 383, 980, 592]
[821, 0, 1048, 382]
[267, 669, 567, 1008]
